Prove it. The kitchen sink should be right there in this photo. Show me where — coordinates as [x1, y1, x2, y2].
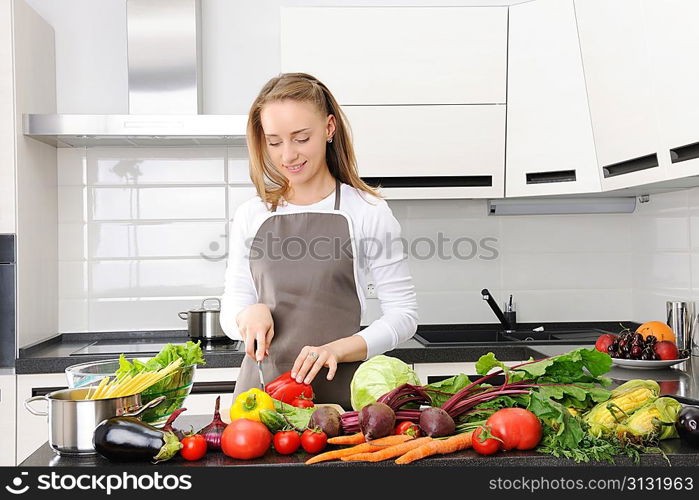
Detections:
[414, 326, 606, 346]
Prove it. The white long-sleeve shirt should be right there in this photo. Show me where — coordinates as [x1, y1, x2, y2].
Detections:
[220, 182, 419, 360]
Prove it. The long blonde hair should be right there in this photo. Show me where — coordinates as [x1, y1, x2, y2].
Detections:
[247, 72, 382, 210]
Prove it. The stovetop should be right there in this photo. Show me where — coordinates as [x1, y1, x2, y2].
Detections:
[69, 338, 242, 356]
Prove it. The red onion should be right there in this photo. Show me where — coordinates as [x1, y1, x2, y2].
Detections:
[196, 396, 226, 450]
[161, 408, 188, 440]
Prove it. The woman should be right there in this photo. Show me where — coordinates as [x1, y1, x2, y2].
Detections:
[220, 73, 418, 409]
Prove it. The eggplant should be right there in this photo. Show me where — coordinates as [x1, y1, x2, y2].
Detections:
[93, 416, 182, 462]
[676, 405, 699, 448]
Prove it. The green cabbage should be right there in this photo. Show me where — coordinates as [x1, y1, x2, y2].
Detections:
[350, 355, 421, 410]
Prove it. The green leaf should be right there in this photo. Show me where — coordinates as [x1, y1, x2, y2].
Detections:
[475, 352, 510, 376]
[423, 373, 472, 407]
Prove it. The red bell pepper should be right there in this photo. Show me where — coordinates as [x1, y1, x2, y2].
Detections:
[265, 371, 314, 404]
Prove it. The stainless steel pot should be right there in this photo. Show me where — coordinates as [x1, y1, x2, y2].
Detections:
[179, 297, 226, 339]
[24, 389, 165, 456]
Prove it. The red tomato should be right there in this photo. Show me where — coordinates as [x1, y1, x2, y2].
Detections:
[290, 397, 315, 409]
[485, 408, 542, 451]
[221, 418, 272, 459]
[180, 433, 207, 461]
[394, 421, 421, 437]
[472, 426, 501, 456]
[273, 430, 301, 455]
[301, 429, 328, 454]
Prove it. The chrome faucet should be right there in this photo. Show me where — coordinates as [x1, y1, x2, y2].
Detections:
[481, 288, 516, 332]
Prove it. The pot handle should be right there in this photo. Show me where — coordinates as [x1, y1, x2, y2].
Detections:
[201, 297, 221, 310]
[123, 395, 167, 418]
[24, 395, 49, 417]
[178, 311, 189, 320]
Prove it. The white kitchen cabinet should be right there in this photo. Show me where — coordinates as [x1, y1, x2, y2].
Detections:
[644, 0, 699, 180]
[0, 0, 15, 233]
[413, 360, 525, 386]
[506, 0, 601, 197]
[0, 373, 16, 465]
[345, 105, 505, 198]
[281, 7, 508, 105]
[575, 0, 666, 191]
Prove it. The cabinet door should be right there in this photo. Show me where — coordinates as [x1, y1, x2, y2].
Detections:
[16, 373, 67, 464]
[0, 0, 15, 233]
[644, 0, 699, 179]
[575, 0, 665, 190]
[507, 0, 600, 197]
[281, 7, 507, 105]
[345, 105, 505, 198]
[0, 374, 16, 465]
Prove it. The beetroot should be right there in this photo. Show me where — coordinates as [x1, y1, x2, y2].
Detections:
[358, 402, 396, 440]
[419, 407, 455, 437]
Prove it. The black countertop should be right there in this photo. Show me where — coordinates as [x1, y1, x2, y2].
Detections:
[20, 414, 699, 467]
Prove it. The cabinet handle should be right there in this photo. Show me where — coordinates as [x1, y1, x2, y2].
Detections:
[670, 141, 699, 164]
[525, 170, 576, 184]
[190, 381, 237, 394]
[602, 153, 658, 178]
[362, 176, 493, 188]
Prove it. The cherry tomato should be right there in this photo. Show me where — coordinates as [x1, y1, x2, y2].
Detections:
[472, 426, 501, 456]
[221, 418, 272, 459]
[273, 430, 301, 455]
[301, 428, 328, 454]
[180, 434, 207, 461]
[290, 397, 315, 409]
[394, 421, 421, 437]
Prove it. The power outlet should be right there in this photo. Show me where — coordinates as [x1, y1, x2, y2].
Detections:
[366, 281, 377, 299]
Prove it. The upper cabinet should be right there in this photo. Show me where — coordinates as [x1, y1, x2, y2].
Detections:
[506, 0, 600, 197]
[0, 0, 15, 233]
[281, 7, 507, 198]
[644, 0, 699, 180]
[281, 7, 507, 105]
[574, 0, 666, 191]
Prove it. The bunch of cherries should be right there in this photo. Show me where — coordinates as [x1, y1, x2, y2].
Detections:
[607, 331, 660, 360]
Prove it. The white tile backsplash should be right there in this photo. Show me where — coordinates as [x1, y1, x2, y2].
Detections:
[56, 147, 699, 332]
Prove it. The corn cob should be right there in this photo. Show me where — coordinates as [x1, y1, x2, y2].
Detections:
[616, 397, 682, 443]
[583, 379, 659, 437]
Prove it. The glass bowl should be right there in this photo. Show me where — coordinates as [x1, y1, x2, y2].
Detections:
[65, 358, 196, 426]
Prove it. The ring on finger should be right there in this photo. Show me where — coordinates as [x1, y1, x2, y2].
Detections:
[306, 351, 319, 360]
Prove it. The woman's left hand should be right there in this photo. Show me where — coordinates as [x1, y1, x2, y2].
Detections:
[291, 345, 339, 385]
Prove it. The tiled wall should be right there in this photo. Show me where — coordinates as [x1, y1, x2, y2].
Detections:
[59, 146, 685, 333]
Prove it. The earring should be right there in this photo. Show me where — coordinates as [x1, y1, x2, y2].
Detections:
[327, 137, 333, 143]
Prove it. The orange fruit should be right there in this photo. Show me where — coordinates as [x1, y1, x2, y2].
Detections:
[636, 321, 676, 343]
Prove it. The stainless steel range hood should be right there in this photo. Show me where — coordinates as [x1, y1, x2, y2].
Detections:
[24, 0, 247, 148]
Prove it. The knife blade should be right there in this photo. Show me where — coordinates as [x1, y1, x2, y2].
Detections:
[257, 360, 266, 390]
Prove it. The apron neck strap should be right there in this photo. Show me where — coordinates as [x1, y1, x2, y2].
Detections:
[272, 178, 341, 213]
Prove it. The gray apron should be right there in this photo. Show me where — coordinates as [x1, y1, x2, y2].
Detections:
[233, 178, 362, 409]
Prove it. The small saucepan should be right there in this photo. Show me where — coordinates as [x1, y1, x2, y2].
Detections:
[25, 390, 165, 456]
[178, 297, 226, 340]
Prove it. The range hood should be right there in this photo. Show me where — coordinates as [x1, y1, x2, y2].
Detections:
[24, 0, 248, 148]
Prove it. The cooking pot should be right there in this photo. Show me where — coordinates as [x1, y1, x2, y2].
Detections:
[24, 389, 165, 456]
[178, 297, 226, 339]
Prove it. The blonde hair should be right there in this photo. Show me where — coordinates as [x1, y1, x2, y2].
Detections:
[247, 72, 382, 210]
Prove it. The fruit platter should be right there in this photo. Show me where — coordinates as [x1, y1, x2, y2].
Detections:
[595, 321, 691, 370]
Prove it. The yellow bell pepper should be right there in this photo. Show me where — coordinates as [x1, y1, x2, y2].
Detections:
[230, 388, 275, 422]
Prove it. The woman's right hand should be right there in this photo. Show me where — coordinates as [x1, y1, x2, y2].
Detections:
[236, 303, 274, 362]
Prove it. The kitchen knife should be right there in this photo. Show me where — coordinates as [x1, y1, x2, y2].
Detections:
[253, 338, 266, 390]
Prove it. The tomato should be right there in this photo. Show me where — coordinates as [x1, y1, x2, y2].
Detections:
[394, 421, 421, 437]
[180, 433, 207, 461]
[290, 397, 315, 409]
[485, 408, 542, 451]
[273, 430, 301, 455]
[221, 418, 272, 459]
[301, 428, 328, 454]
[472, 426, 501, 456]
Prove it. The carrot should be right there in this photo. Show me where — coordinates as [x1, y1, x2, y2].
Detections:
[341, 436, 432, 462]
[305, 434, 413, 465]
[395, 431, 474, 465]
[327, 432, 365, 445]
